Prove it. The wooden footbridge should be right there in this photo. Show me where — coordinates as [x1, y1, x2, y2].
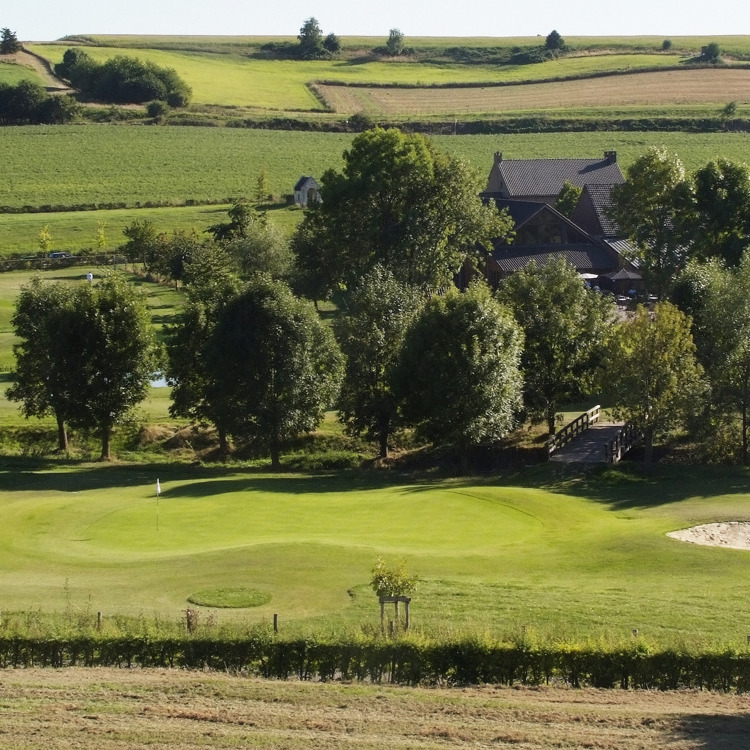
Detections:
[547, 406, 642, 464]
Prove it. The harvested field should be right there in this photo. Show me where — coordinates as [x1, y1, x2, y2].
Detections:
[1, 668, 749, 749]
[318, 68, 750, 115]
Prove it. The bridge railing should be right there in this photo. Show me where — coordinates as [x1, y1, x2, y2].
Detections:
[604, 422, 643, 464]
[547, 405, 601, 457]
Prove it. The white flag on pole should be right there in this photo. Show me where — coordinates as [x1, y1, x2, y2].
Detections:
[156, 478, 161, 496]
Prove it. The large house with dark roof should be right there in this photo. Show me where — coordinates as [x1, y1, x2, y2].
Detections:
[481, 151, 625, 205]
[473, 151, 639, 290]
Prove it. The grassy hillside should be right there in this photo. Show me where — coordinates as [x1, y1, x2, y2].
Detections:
[26, 36, 750, 119]
[0, 59, 43, 85]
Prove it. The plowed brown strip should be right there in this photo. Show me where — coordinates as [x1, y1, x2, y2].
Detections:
[319, 68, 750, 115]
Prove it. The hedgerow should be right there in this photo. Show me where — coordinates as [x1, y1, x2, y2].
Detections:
[1, 634, 749, 690]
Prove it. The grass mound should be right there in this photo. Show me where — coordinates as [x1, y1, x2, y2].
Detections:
[187, 587, 271, 608]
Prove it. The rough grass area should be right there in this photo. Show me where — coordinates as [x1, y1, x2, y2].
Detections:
[1, 668, 749, 749]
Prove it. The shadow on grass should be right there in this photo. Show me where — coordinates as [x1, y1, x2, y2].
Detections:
[673, 714, 750, 749]
[1, 453, 748, 510]
[500, 461, 750, 510]
[0, 457, 437, 496]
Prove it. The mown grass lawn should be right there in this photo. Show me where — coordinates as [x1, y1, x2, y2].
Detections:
[0, 458, 749, 647]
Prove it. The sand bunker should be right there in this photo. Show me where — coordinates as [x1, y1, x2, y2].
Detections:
[667, 522, 750, 550]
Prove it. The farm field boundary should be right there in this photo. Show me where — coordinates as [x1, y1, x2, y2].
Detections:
[2, 634, 750, 692]
[317, 68, 750, 116]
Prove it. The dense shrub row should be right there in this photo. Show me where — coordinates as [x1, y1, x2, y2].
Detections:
[0, 197, 235, 215]
[0, 81, 78, 125]
[1, 635, 749, 691]
[54, 48, 191, 106]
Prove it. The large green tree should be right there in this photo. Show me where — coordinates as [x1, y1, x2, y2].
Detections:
[600, 302, 705, 464]
[394, 284, 523, 463]
[203, 279, 343, 468]
[6, 279, 76, 450]
[293, 127, 512, 297]
[684, 158, 750, 266]
[335, 265, 423, 458]
[496, 257, 614, 434]
[676, 258, 750, 464]
[298, 17, 325, 59]
[8, 276, 160, 459]
[608, 147, 690, 296]
[65, 277, 161, 459]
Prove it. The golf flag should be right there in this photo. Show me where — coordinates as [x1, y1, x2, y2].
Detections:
[156, 478, 161, 496]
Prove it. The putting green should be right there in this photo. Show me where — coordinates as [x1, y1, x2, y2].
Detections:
[2, 464, 750, 643]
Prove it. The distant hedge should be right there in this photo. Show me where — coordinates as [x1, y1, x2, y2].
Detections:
[0, 81, 78, 125]
[1, 635, 749, 691]
[55, 48, 191, 107]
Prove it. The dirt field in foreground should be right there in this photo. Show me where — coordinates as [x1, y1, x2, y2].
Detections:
[0, 668, 749, 749]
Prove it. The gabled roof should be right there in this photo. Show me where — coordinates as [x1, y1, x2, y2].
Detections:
[294, 176, 318, 191]
[574, 184, 621, 237]
[494, 199, 595, 245]
[491, 246, 621, 275]
[483, 152, 625, 200]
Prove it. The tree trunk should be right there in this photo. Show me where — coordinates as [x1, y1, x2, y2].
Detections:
[270, 431, 281, 470]
[55, 413, 68, 452]
[643, 428, 654, 466]
[378, 414, 390, 459]
[546, 403, 556, 436]
[271, 437, 281, 470]
[743, 399, 748, 466]
[218, 427, 230, 456]
[100, 423, 111, 461]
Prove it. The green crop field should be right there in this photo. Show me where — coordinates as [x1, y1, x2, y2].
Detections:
[0, 459, 749, 647]
[1, 126, 748, 215]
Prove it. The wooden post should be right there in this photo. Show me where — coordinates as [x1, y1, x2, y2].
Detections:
[404, 599, 410, 630]
[97, 611, 102, 632]
[380, 600, 385, 629]
[273, 613, 278, 633]
[389, 620, 394, 636]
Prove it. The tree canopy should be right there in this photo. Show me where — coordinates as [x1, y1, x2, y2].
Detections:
[608, 147, 690, 296]
[55, 49, 191, 106]
[335, 265, 423, 458]
[7, 276, 160, 459]
[386, 29, 405, 56]
[293, 127, 513, 297]
[496, 257, 614, 434]
[394, 284, 523, 460]
[599, 302, 705, 464]
[169, 278, 343, 467]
